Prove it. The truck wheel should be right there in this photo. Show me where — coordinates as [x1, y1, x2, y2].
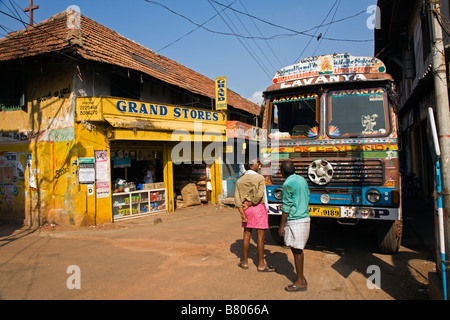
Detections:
[377, 219, 402, 254]
[268, 215, 285, 245]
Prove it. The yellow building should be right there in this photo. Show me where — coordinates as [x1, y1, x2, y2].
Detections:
[0, 10, 261, 227]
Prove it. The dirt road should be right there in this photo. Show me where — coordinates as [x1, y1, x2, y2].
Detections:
[0, 204, 436, 301]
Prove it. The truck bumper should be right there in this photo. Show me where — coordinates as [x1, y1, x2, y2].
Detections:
[268, 204, 401, 221]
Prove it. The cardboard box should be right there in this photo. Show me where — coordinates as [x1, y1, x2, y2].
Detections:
[143, 182, 164, 190]
[143, 183, 155, 190]
[154, 182, 165, 189]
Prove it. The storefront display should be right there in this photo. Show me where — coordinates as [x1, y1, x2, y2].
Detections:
[109, 141, 167, 220]
[112, 188, 167, 220]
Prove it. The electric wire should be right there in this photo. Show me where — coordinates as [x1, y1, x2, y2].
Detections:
[294, 0, 339, 63]
[312, 0, 342, 56]
[237, 0, 283, 69]
[217, 0, 274, 77]
[224, 0, 277, 74]
[0, 0, 25, 29]
[144, 0, 285, 41]
[145, 0, 373, 43]
[0, 23, 11, 37]
[8, 0, 26, 25]
[207, 0, 272, 79]
[209, 0, 372, 42]
[10, 0, 31, 28]
[156, 0, 238, 53]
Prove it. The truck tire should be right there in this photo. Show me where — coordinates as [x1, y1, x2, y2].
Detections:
[377, 219, 402, 254]
[268, 215, 285, 245]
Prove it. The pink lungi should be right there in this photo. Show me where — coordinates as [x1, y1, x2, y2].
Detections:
[242, 202, 269, 230]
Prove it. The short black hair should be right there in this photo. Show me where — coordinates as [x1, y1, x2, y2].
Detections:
[281, 160, 296, 176]
[244, 158, 259, 171]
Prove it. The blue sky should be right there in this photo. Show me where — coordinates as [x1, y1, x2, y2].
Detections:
[0, 0, 378, 104]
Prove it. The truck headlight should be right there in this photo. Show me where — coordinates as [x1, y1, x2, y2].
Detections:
[320, 194, 330, 204]
[274, 187, 283, 200]
[366, 189, 381, 203]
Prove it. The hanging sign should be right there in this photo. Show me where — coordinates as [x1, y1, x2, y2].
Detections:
[215, 77, 227, 110]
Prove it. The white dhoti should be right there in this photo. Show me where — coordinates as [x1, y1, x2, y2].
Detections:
[284, 217, 311, 249]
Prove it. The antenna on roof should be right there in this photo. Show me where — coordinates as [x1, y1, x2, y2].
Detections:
[23, 0, 39, 28]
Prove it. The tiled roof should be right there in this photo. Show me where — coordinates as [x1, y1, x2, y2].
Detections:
[0, 11, 261, 115]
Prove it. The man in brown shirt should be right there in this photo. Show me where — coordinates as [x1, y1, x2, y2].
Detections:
[234, 159, 275, 272]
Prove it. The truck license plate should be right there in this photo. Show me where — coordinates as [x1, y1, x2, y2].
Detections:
[309, 206, 340, 217]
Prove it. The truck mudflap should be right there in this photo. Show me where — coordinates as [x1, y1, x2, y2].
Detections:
[268, 204, 401, 221]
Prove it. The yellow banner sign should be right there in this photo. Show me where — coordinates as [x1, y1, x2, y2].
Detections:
[76, 97, 226, 125]
[215, 77, 227, 110]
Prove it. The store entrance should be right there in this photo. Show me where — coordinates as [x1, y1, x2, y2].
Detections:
[173, 162, 210, 209]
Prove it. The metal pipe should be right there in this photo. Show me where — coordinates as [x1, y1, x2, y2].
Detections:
[429, 107, 448, 300]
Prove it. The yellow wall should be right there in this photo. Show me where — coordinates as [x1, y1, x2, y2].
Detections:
[0, 120, 113, 227]
[163, 143, 174, 212]
[0, 145, 28, 221]
[0, 61, 88, 226]
[73, 121, 112, 225]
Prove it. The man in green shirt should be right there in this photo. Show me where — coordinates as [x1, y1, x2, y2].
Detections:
[278, 160, 310, 292]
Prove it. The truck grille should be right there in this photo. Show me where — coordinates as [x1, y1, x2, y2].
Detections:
[270, 159, 384, 186]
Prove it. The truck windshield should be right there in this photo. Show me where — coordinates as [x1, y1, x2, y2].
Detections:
[327, 88, 390, 138]
[271, 93, 319, 139]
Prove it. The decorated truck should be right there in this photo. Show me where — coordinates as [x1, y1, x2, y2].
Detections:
[260, 53, 402, 254]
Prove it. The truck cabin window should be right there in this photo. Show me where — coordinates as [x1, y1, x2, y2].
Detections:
[327, 89, 390, 138]
[270, 93, 319, 139]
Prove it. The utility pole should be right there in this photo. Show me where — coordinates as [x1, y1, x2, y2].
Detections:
[429, 0, 450, 296]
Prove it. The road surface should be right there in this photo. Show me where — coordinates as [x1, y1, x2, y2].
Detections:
[0, 203, 436, 301]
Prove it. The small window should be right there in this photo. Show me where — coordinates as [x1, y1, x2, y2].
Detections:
[0, 73, 25, 112]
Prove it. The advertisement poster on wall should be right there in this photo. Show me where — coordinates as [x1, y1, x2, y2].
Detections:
[95, 150, 110, 199]
[78, 158, 95, 184]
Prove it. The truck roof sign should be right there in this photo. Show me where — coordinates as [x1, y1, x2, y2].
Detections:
[271, 53, 388, 86]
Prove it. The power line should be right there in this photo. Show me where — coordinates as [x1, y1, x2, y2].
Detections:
[209, 0, 372, 42]
[10, 0, 30, 21]
[237, 0, 283, 69]
[9, 0, 28, 30]
[156, 0, 238, 53]
[144, 0, 373, 43]
[144, 0, 284, 40]
[227, 0, 278, 73]
[219, 0, 274, 76]
[0, 0, 25, 29]
[207, 0, 272, 79]
[294, 0, 339, 63]
[0, 24, 11, 37]
[7, 0, 23, 20]
[312, 0, 342, 57]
